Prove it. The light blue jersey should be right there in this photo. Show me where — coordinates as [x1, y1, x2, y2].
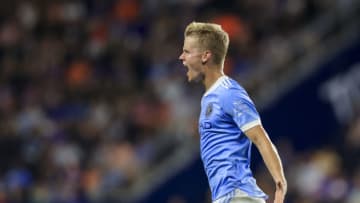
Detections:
[199, 75, 268, 201]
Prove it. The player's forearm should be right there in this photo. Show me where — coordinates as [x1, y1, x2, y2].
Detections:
[256, 138, 287, 191]
[245, 125, 287, 190]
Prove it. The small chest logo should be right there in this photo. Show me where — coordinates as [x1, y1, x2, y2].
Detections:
[205, 103, 213, 117]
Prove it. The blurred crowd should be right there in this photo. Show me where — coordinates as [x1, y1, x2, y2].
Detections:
[0, 0, 358, 203]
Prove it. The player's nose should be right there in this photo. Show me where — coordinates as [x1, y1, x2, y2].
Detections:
[179, 53, 184, 60]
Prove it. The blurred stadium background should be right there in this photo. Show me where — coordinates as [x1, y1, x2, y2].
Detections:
[0, 0, 359, 203]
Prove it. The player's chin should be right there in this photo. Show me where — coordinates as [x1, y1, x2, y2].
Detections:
[187, 71, 196, 82]
[186, 70, 194, 82]
[189, 73, 203, 83]
[187, 75, 194, 82]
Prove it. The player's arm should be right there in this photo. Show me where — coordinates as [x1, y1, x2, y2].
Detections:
[221, 88, 287, 202]
[245, 125, 287, 203]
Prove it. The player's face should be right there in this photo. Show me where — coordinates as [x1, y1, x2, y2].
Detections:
[179, 36, 205, 82]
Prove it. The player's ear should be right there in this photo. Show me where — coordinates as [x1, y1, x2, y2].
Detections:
[202, 50, 211, 65]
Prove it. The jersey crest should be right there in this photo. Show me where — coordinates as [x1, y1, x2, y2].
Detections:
[205, 103, 213, 117]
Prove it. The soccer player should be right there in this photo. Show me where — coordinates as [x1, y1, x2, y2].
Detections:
[179, 22, 287, 203]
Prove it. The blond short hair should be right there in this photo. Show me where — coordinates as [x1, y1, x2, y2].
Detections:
[184, 22, 229, 66]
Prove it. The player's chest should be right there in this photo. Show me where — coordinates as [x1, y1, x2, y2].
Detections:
[199, 101, 224, 131]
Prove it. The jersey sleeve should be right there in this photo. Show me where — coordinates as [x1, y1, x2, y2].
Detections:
[222, 89, 261, 132]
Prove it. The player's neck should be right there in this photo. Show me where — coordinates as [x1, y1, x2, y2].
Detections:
[203, 69, 224, 91]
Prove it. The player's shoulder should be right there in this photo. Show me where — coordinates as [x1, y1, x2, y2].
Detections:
[204, 76, 247, 101]
[218, 76, 247, 98]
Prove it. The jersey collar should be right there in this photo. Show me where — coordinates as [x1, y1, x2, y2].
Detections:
[204, 75, 227, 97]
